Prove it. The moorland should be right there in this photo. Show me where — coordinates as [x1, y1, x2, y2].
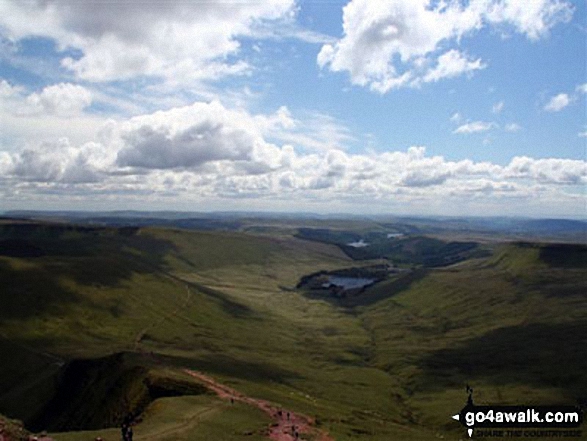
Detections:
[0, 213, 585, 440]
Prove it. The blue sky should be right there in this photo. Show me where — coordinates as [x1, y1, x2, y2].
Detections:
[0, 0, 585, 217]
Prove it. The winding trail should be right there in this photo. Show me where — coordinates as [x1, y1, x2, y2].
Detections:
[183, 370, 334, 441]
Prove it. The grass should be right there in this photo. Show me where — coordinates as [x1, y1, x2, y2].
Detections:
[0, 220, 585, 440]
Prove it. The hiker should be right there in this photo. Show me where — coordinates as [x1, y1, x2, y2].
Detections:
[287, 411, 290, 421]
[466, 384, 474, 406]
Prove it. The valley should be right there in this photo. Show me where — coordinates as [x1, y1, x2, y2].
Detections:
[0, 216, 585, 440]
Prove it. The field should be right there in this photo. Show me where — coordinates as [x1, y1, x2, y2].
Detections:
[0, 219, 585, 440]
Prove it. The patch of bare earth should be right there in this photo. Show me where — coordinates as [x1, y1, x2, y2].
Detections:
[183, 370, 335, 441]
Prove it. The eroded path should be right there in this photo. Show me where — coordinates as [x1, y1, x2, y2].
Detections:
[183, 370, 334, 441]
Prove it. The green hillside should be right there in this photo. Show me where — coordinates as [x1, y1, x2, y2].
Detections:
[0, 221, 585, 440]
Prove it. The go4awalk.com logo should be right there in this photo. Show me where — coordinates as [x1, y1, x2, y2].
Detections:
[452, 386, 584, 438]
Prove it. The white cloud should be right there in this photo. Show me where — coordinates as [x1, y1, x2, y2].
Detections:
[11, 138, 106, 183]
[2, 102, 584, 217]
[19, 83, 93, 116]
[505, 122, 521, 132]
[453, 121, 496, 134]
[492, 100, 505, 114]
[116, 101, 291, 171]
[1, 81, 93, 117]
[317, 0, 573, 93]
[544, 93, 571, 112]
[265, 111, 356, 152]
[0, 81, 106, 149]
[422, 49, 485, 83]
[0, 0, 296, 82]
[450, 112, 463, 123]
[0, 79, 22, 99]
[504, 156, 586, 184]
[576, 83, 587, 94]
[485, 0, 574, 40]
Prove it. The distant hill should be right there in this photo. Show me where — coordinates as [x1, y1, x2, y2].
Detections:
[3, 211, 586, 242]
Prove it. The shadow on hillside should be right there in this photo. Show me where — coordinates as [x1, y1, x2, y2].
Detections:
[344, 269, 429, 308]
[28, 352, 209, 432]
[417, 321, 587, 398]
[0, 223, 176, 319]
[0, 337, 63, 425]
[187, 281, 254, 318]
[538, 244, 587, 268]
[0, 259, 81, 320]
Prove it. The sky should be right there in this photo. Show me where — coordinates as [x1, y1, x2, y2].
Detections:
[0, 0, 585, 218]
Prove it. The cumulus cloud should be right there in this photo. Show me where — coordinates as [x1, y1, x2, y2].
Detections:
[422, 49, 485, 83]
[2, 101, 585, 216]
[0, 0, 296, 82]
[0, 79, 22, 99]
[484, 0, 574, 40]
[0, 81, 93, 117]
[453, 121, 496, 134]
[504, 156, 586, 184]
[20, 83, 93, 116]
[317, 0, 573, 93]
[11, 138, 106, 183]
[116, 101, 291, 171]
[544, 93, 571, 112]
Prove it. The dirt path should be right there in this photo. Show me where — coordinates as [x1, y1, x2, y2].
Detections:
[183, 370, 334, 441]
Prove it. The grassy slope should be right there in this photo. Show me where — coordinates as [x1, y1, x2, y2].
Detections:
[360, 243, 586, 437]
[0, 222, 585, 440]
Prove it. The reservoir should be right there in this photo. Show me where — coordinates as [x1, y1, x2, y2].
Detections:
[347, 239, 369, 247]
[322, 276, 375, 290]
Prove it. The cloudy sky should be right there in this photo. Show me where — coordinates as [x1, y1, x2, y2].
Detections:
[0, 0, 585, 217]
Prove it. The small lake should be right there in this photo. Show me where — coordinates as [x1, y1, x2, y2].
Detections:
[322, 276, 375, 290]
[347, 239, 369, 247]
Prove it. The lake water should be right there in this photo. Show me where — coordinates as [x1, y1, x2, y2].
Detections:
[347, 239, 369, 247]
[322, 276, 375, 290]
